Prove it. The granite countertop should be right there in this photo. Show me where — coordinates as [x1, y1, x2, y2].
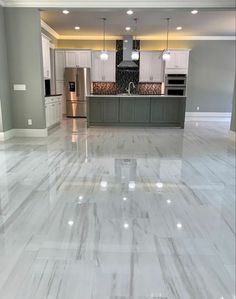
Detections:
[87, 94, 186, 98]
[45, 94, 62, 98]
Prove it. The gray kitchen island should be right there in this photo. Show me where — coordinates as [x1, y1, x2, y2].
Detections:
[87, 95, 186, 128]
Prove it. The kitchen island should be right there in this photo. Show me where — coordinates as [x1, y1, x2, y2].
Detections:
[87, 95, 186, 128]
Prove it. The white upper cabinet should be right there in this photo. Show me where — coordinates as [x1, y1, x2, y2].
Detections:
[76, 51, 92, 68]
[139, 51, 164, 82]
[165, 50, 190, 74]
[55, 50, 66, 81]
[91, 51, 116, 82]
[65, 50, 92, 68]
[42, 35, 51, 79]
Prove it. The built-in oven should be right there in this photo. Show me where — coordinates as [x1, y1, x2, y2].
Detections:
[165, 86, 186, 96]
[165, 74, 187, 86]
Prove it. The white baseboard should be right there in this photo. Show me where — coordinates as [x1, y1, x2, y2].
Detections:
[0, 128, 48, 141]
[229, 130, 236, 141]
[185, 112, 231, 122]
[0, 129, 15, 141]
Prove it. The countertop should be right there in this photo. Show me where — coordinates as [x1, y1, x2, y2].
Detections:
[87, 94, 186, 98]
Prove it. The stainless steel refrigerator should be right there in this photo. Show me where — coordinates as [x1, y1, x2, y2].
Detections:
[64, 67, 91, 118]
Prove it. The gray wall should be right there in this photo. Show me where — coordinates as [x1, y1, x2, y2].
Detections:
[142, 40, 235, 112]
[0, 6, 12, 132]
[5, 8, 46, 129]
[230, 76, 236, 132]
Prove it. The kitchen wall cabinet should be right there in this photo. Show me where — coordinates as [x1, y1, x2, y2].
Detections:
[91, 51, 116, 82]
[42, 34, 51, 79]
[165, 50, 190, 74]
[139, 51, 164, 82]
[65, 50, 91, 68]
[45, 96, 62, 128]
[55, 50, 65, 81]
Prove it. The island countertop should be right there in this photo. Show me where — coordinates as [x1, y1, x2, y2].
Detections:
[87, 94, 186, 98]
[87, 94, 186, 128]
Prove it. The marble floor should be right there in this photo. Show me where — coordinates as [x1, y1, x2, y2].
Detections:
[0, 119, 235, 299]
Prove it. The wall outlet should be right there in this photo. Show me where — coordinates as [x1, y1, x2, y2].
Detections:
[28, 119, 32, 126]
[197, 106, 200, 111]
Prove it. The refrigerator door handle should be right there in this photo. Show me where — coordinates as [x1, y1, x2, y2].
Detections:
[76, 74, 80, 98]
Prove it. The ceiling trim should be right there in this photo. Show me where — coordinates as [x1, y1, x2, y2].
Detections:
[41, 21, 236, 41]
[41, 20, 60, 39]
[4, 0, 236, 8]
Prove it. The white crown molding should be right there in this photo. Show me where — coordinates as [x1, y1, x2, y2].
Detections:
[139, 35, 236, 41]
[41, 20, 60, 39]
[3, 0, 236, 8]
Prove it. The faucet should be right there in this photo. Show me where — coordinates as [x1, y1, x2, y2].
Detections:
[126, 82, 136, 95]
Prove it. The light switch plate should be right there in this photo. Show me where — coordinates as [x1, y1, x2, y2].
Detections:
[13, 84, 26, 91]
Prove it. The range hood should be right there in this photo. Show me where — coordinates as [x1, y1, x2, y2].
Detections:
[117, 35, 138, 68]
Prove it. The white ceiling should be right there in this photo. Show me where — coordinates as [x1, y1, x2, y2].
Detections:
[40, 8, 235, 39]
[2, 0, 236, 8]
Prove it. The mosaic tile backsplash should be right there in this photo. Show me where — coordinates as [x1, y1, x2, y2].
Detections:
[92, 82, 162, 95]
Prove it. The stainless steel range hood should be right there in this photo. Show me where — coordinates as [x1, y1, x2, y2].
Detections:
[117, 35, 138, 68]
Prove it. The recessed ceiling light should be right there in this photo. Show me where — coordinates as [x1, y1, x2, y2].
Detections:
[62, 10, 70, 14]
[123, 197, 127, 201]
[124, 39, 128, 43]
[68, 220, 74, 226]
[177, 223, 182, 229]
[125, 27, 131, 31]
[128, 181, 136, 190]
[176, 26, 182, 31]
[191, 10, 198, 14]
[124, 222, 129, 229]
[126, 10, 134, 15]
[75, 26, 80, 30]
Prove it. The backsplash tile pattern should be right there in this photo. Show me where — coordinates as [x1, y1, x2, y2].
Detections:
[138, 83, 162, 95]
[92, 82, 117, 95]
[92, 82, 162, 95]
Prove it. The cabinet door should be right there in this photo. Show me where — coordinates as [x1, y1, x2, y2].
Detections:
[103, 51, 116, 82]
[48, 103, 54, 127]
[76, 51, 92, 68]
[89, 98, 104, 122]
[134, 98, 150, 123]
[42, 36, 51, 79]
[176, 51, 189, 69]
[139, 52, 151, 82]
[45, 104, 50, 128]
[150, 99, 167, 123]
[165, 52, 177, 69]
[55, 51, 65, 80]
[56, 81, 66, 114]
[91, 51, 103, 81]
[152, 52, 164, 82]
[164, 100, 181, 123]
[65, 51, 77, 67]
[120, 98, 134, 122]
[103, 98, 119, 122]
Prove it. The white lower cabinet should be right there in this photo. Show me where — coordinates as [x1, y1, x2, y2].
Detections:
[45, 96, 62, 128]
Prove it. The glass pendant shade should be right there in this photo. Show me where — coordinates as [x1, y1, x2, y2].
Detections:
[100, 50, 109, 60]
[131, 50, 139, 61]
[100, 18, 109, 61]
[162, 50, 171, 61]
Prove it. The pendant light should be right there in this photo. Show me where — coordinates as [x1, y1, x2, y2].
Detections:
[100, 18, 108, 60]
[131, 18, 139, 61]
[162, 18, 171, 61]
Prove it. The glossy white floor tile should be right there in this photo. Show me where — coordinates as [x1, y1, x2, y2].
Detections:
[0, 119, 235, 299]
